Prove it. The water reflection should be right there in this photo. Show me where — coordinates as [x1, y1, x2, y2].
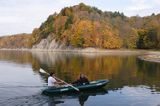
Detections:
[47, 88, 107, 106]
[32, 52, 138, 82]
[0, 50, 160, 92]
[136, 59, 160, 91]
[48, 97, 64, 106]
[1, 50, 160, 105]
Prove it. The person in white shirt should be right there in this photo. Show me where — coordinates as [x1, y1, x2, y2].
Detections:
[48, 72, 63, 87]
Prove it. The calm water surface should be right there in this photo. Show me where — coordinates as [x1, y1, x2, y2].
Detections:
[0, 50, 160, 106]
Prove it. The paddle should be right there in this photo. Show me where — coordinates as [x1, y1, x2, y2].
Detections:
[39, 69, 80, 91]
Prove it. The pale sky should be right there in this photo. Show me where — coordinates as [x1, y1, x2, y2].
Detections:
[0, 0, 160, 36]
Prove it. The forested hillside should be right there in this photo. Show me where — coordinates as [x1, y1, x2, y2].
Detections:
[0, 34, 32, 49]
[0, 3, 160, 49]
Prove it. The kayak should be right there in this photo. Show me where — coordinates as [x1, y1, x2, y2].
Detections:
[42, 79, 109, 95]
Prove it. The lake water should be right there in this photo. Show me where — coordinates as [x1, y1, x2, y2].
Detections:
[0, 50, 160, 106]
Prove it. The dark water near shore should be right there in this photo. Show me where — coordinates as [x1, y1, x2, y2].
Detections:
[0, 50, 160, 106]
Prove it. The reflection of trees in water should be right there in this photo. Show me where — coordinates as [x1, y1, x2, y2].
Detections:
[1, 50, 160, 91]
[136, 58, 160, 77]
[0, 50, 41, 74]
[106, 56, 138, 90]
[32, 52, 126, 81]
[35, 52, 157, 90]
[0, 50, 33, 65]
[136, 59, 160, 91]
[107, 57, 160, 92]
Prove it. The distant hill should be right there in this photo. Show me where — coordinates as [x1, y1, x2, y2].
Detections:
[0, 3, 160, 49]
[0, 33, 32, 49]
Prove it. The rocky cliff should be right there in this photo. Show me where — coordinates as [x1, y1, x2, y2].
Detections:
[0, 3, 160, 50]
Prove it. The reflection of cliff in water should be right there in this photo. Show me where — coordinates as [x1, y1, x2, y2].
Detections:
[27, 52, 160, 92]
[0, 50, 160, 92]
[32, 52, 127, 81]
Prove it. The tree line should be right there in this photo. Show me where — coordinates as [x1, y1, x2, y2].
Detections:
[0, 3, 160, 49]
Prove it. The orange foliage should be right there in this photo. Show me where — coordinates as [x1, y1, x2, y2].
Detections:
[0, 34, 32, 49]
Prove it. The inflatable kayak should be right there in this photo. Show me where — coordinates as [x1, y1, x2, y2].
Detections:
[42, 79, 109, 95]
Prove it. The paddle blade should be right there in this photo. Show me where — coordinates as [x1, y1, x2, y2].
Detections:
[39, 69, 49, 75]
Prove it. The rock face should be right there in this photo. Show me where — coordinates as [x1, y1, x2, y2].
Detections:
[32, 34, 66, 50]
[31, 3, 124, 49]
[32, 39, 66, 50]
[32, 39, 49, 49]
[31, 3, 160, 50]
[48, 39, 65, 49]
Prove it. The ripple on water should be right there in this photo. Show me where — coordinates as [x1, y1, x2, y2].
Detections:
[0, 93, 49, 106]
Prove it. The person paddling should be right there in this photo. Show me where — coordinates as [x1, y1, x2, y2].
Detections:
[72, 74, 89, 85]
[48, 72, 64, 87]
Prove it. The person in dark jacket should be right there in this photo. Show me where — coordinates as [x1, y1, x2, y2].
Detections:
[72, 74, 89, 85]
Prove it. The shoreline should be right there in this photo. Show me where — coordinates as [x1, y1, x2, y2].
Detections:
[0, 48, 146, 53]
[1, 48, 160, 62]
[138, 54, 160, 63]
